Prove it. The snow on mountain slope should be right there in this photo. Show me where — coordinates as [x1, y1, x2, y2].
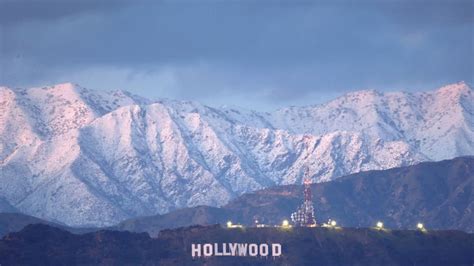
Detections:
[0, 82, 472, 226]
[258, 82, 473, 160]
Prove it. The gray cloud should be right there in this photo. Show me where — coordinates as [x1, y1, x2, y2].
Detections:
[0, 0, 132, 25]
[377, 0, 473, 27]
[1, 0, 472, 110]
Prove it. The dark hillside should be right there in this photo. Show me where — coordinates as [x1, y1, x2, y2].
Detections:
[0, 224, 472, 266]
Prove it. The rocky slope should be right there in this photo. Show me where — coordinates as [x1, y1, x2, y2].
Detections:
[0, 224, 472, 266]
[0, 82, 472, 226]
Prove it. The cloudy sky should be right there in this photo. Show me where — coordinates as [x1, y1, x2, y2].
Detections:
[0, 0, 472, 110]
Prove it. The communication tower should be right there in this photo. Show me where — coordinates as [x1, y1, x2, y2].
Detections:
[290, 169, 317, 227]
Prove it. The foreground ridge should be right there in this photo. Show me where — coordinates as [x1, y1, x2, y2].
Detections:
[0, 223, 472, 266]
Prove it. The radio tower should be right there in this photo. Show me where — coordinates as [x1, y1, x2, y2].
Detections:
[290, 169, 317, 227]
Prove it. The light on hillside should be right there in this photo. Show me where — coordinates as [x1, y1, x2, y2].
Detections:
[376, 221, 384, 229]
[417, 223, 424, 230]
[227, 221, 233, 228]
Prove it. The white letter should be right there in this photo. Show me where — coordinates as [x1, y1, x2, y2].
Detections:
[259, 244, 269, 257]
[191, 244, 201, 258]
[249, 244, 258, 256]
[214, 243, 223, 256]
[229, 243, 238, 256]
[272, 244, 282, 257]
[223, 243, 231, 256]
[237, 243, 248, 256]
[203, 244, 213, 257]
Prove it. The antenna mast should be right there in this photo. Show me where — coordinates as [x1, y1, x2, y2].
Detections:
[290, 168, 317, 227]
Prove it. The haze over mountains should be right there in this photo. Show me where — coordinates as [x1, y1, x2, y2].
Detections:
[0, 82, 472, 226]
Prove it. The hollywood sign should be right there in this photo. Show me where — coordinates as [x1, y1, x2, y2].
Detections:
[191, 243, 282, 258]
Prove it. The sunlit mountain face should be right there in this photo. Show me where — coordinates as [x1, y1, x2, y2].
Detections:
[0, 82, 472, 226]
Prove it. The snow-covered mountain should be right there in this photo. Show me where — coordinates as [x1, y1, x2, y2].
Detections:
[0, 82, 472, 226]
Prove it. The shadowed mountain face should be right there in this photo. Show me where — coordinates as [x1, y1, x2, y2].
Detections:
[0, 197, 16, 213]
[115, 206, 235, 238]
[114, 157, 474, 235]
[0, 212, 99, 237]
[1, 157, 472, 237]
[0, 224, 472, 266]
[225, 156, 474, 231]
[0, 212, 59, 237]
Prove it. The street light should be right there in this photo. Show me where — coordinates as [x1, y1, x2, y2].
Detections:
[417, 223, 424, 230]
[330, 220, 337, 227]
[227, 221, 233, 228]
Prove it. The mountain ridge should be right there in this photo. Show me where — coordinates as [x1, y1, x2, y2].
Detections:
[0, 82, 472, 226]
[114, 156, 474, 236]
[3, 156, 470, 238]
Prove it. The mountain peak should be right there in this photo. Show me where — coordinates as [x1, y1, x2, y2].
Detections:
[46, 82, 81, 92]
[346, 88, 380, 96]
[53, 82, 78, 89]
[435, 81, 471, 95]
